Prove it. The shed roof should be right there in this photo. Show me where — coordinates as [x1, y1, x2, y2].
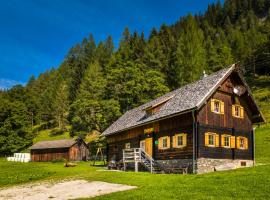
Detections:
[102, 64, 265, 136]
[29, 139, 76, 150]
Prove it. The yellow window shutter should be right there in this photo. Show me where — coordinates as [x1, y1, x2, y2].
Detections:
[205, 132, 209, 146]
[210, 99, 215, 112]
[230, 136, 236, 148]
[220, 101, 224, 114]
[183, 134, 187, 147]
[232, 105, 235, 117]
[215, 134, 219, 147]
[240, 107, 244, 118]
[167, 136, 171, 148]
[236, 137, 240, 149]
[245, 138, 248, 149]
[172, 136, 176, 148]
[221, 135, 225, 147]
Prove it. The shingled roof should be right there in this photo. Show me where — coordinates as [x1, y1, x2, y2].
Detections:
[102, 64, 263, 136]
[29, 139, 76, 150]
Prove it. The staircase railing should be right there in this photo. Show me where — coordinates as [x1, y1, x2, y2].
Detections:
[123, 148, 155, 173]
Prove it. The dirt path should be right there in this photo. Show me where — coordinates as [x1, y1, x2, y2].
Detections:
[0, 180, 137, 200]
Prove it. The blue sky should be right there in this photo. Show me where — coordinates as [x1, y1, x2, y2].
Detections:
[0, 0, 221, 89]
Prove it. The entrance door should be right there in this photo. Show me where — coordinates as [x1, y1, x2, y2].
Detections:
[145, 138, 153, 157]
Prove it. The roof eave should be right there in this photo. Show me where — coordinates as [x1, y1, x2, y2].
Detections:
[103, 107, 196, 137]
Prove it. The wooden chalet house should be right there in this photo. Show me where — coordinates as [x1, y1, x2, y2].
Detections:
[103, 64, 265, 173]
[29, 139, 89, 162]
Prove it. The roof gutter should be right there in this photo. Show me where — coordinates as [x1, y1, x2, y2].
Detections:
[192, 110, 196, 174]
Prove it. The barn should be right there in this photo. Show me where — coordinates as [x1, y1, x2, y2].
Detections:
[103, 64, 265, 173]
[29, 139, 89, 162]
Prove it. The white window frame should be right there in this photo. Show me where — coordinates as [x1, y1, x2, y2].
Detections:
[162, 137, 168, 149]
[208, 134, 215, 147]
[223, 135, 231, 148]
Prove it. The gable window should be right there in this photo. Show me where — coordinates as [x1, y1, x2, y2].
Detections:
[205, 132, 219, 147]
[211, 99, 224, 114]
[158, 136, 170, 150]
[173, 133, 187, 148]
[232, 105, 244, 118]
[214, 101, 220, 112]
[237, 136, 248, 150]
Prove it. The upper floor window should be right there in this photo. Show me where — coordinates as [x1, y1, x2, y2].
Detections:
[210, 99, 224, 114]
[232, 104, 244, 118]
[173, 133, 187, 148]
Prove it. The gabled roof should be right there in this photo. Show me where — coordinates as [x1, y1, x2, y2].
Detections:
[102, 64, 264, 136]
[29, 139, 77, 150]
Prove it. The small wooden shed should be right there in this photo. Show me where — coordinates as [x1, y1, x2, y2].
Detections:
[29, 139, 89, 162]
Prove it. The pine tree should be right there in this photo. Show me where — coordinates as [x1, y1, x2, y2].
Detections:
[175, 15, 207, 86]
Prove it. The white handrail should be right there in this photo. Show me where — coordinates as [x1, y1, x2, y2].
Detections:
[123, 148, 155, 173]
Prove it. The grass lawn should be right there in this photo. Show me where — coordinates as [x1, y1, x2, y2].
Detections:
[32, 129, 71, 143]
[1, 124, 270, 200]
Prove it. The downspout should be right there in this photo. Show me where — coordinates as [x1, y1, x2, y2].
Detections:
[192, 110, 196, 174]
[253, 127, 256, 166]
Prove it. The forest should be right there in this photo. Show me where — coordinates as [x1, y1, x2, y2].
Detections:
[0, 0, 270, 155]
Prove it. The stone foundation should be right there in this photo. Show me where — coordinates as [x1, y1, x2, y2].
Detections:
[156, 159, 193, 173]
[196, 158, 254, 174]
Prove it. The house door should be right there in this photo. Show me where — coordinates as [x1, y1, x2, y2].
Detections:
[145, 138, 153, 157]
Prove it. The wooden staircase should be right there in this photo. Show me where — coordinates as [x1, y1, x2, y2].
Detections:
[123, 148, 163, 173]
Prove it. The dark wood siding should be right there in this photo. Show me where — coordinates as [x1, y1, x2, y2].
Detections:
[31, 148, 69, 162]
[197, 124, 253, 160]
[69, 143, 89, 161]
[197, 76, 253, 131]
[31, 142, 89, 162]
[107, 113, 193, 161]
[107, 73, 255, 163]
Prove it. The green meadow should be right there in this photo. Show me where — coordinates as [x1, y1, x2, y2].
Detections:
[1, 123, 269, 200]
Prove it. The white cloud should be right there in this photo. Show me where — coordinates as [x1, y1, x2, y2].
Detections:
[0, 78, 25, 90]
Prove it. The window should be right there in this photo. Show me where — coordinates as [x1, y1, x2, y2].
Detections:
[240, 138, 245, 148]
[205, 132, 219, 147]
[232, 105, 244, 118]
[237, 136, 248, 150]
[211, 99, 224, 114]
[125, 143, 130, 149]
[214, 101, 220, 113]
[209, 134, 215, 146]
[158, 136, 170, 150]
[173, 133, 187, 148]
[222, 135, 231, 148]
[162, 138, 168, 148]
[221, 135, 235, 148]
[177, 135, 183, 146]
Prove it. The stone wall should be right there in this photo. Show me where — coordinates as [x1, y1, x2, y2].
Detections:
[156, 159, 193, 173]
[196, 158, 254, 174]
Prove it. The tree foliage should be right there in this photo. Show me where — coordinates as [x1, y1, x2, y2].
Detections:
[1, 0, 270, 154]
